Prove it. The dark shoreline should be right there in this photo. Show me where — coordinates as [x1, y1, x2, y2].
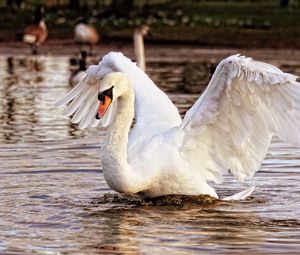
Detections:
[1, 40, 300, 67]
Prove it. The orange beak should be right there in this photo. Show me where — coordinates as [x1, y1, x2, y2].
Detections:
[97, 95, 112, 119]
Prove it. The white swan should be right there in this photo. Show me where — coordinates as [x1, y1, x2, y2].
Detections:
[56, 52, 300, 200]
[133, 24, 150, 71]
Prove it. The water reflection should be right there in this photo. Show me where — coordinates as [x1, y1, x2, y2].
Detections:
[0, 55, 300, 254]
[0, 55, 216, 143]
[151, 61, 216, 94]
[0, 56, 94, 143]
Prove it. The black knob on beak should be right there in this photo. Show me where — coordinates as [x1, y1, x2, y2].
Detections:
[98, 92, 105, 102]
[98, 86, 114, 102]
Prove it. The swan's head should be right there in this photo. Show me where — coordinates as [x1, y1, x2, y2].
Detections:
[96, 72, 131, 119]
[136, 24, 150, 36]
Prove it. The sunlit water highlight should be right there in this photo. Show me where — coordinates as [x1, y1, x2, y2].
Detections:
[0, 55, 300, 254]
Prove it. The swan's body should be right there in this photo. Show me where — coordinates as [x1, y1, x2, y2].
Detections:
[56, 52, 300, 199]
[133, 25, 149, 71]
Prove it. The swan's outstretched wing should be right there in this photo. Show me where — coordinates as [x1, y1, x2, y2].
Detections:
[179, 55, 300, 183]
[56, 52, 181, 133]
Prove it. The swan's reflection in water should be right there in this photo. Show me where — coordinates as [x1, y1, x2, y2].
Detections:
[0, 55, 300, 254]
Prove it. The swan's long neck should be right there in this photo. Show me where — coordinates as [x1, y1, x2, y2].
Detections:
[105, 91, 133, 164]
[102, 85, 142, 194]
[133, 30, 145, 71]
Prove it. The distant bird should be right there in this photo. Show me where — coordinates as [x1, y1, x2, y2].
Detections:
[74, 19, 99, 55]
[57, 53, 300, 200]
[17, 5, 48, 54]
[133, 24, 150, 71]
[7, 57, 14, 74]
[70, 51, 87, 86]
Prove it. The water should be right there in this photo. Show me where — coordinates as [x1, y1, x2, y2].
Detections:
[0, 55, 300, 254]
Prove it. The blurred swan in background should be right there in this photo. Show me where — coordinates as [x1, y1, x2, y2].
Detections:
[56, 52, 300, 200]
[133, 24, 150, 71]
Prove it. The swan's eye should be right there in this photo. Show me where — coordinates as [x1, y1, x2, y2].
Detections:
[98, 93, 105, 102]
[98, 86, 114, 102]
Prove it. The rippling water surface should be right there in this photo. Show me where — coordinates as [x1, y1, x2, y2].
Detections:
[0, 55, 300, 254]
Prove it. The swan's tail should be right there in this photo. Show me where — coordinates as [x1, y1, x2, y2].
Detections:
[222, 186, 255, 201]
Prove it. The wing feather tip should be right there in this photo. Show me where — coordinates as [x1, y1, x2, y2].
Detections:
[55, 99, 67, 108]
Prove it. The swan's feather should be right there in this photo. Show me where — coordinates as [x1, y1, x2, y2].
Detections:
[179, 54, 300, 183]
[56, 52, 181, 134]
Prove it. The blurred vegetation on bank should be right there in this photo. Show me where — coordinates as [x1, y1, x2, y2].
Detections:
[0, 0, 300, 48]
